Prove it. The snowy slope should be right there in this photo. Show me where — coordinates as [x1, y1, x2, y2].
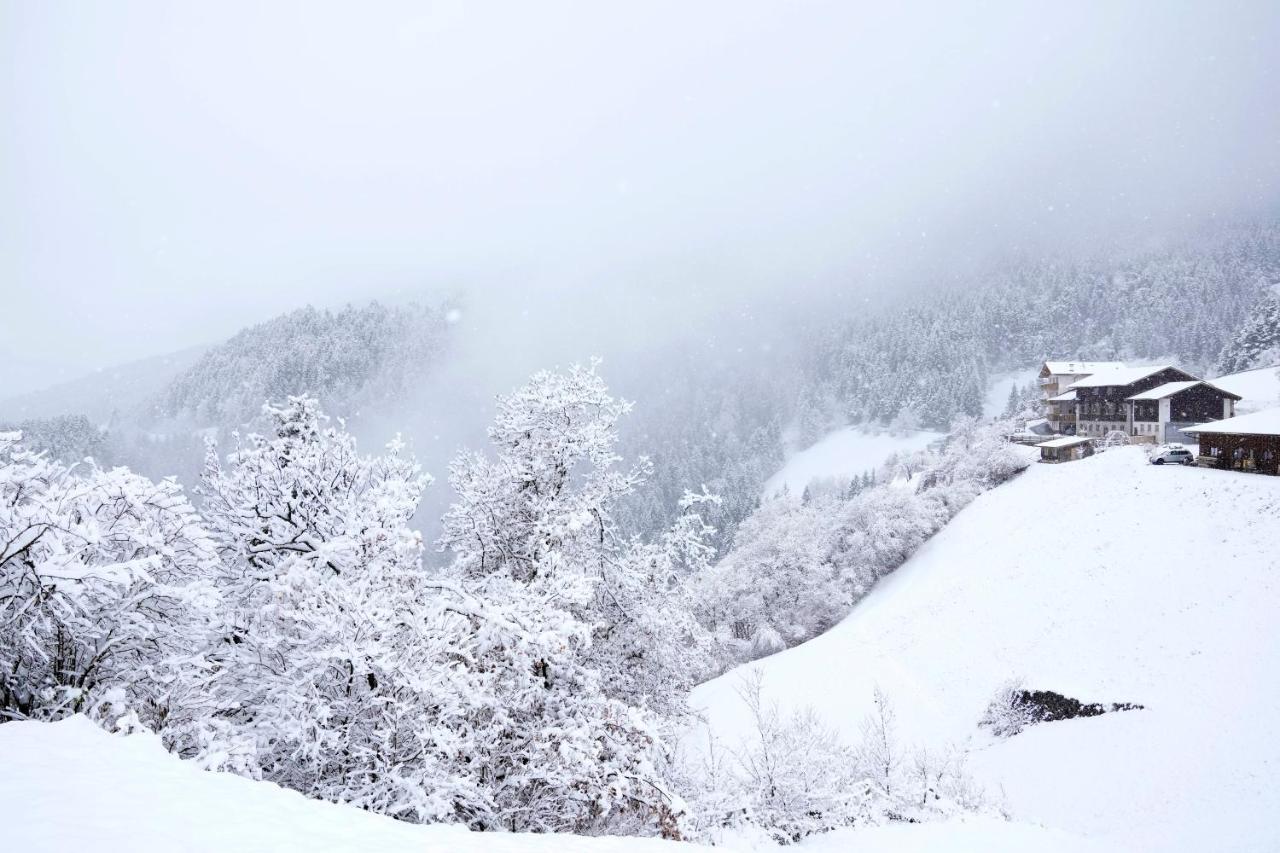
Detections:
[0, 716, 711, 853]
[765, 427, 942, 497]
[982, 367, 1038, 418]
[1213, 364, 1280, 413]
[764, 367, 1034, 499]
[692, 448, 1280, 852]
[800, 816, 1123, 853]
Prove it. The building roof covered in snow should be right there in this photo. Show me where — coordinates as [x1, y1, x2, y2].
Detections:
[1127, 380, 1241, 402]
[1182, 408, 1280, 437]
[1047, 389, 1077, 402]
[1041, 361, 1125, 376]
[1210, 364, 1280, 412]
[1068, 365, 1187, 389]
[1035, 436, 1096, 448]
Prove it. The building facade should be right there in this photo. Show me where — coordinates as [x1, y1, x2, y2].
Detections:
[1038, 361, 1125, 433]
[1070, 365, 1198, 438]
[1126, 381, 1240, 444]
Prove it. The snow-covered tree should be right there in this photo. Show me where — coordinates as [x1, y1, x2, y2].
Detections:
[694, 496, 848, 656]
[682, 672, 989, 843]
[191, 397, 494, 821]
[726, 671, 869, 843]
[438, 363, 712, 834]
[0, 432, 218, 725]
[1218, 285, 1280, 373]
[440, 362, 713, 713]
[0, 414, 110, 465]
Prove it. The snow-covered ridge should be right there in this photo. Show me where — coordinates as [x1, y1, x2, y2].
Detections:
[691, 447, 1280, 852]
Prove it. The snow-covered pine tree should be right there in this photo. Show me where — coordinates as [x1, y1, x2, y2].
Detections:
[1217, 285, 1280, 374]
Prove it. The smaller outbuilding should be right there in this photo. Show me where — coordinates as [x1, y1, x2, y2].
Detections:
[1182, 409, 1280, 475]
[1035, 435, 1096, 464]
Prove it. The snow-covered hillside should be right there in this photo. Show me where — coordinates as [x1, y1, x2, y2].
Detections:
[0, 717, 707, 853]
[1214, 364, 1280, 413]
[766, 366, 1039, 499]
[764, 427, 943, 497]
[691, 448, 1280, 852]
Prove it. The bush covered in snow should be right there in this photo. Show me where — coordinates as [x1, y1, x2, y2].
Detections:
[0, 433, 218, 724]
[979, 680, 1145, 738]
[696, 418, 1030, 662]
[681, 673, 991, 844]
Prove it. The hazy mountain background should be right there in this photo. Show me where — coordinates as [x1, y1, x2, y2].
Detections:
[6, 220, 1277, 551]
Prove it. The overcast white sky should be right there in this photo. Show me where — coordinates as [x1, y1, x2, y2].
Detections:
[4, 1, 1279, 394]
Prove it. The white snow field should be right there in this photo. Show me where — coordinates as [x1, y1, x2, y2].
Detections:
[693, 447, 1280, 852]
[0, 716, 709, 853]
[764, 427, 943, 497]
[800, 815, 1122, 853]
[1213, 363, 1280, 413]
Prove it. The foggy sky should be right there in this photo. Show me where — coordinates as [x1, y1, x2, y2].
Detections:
[4, 1, 1280, 395]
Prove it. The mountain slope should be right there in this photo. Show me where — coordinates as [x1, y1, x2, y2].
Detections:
[0, 346, 207, 423]
[804, 225, 1280, 428]
[154, 301, 449, 428]
[689, 448, 1280, 852]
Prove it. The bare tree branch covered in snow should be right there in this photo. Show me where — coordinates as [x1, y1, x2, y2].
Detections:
[679, 672, 993, 844]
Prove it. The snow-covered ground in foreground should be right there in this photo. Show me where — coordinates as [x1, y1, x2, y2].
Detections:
[0, 715, 1104, 853]
[764, 427, 942, 497]
[693, 447, 1280, 852]
[0, 716, 707, 853]
[1213, 363, 1280, 413]
[799, 815, 1122, 853]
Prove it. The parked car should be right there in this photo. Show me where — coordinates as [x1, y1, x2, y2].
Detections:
[1150, 445, 1196, 466]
